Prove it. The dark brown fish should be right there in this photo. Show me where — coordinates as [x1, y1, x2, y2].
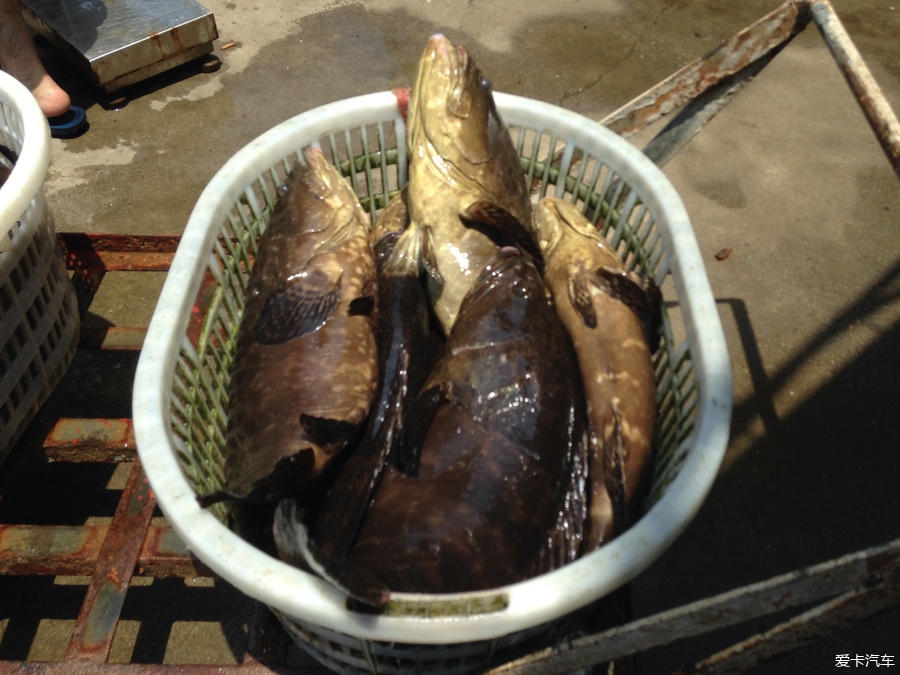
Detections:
[341, 247, 587, 596]
[309, 191, 432, 559]
[389, 33, 533, 335]
[533, 198, 661, 551]
[199, 146, 378, 506]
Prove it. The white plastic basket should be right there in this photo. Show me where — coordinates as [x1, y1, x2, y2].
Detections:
[0, 70, 79, 462]
[133, 91, 732, 672]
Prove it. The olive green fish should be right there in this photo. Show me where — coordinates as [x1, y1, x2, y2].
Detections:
[389, 33, 533, 335]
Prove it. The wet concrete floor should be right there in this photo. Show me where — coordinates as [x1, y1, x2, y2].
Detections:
[1, 0, 899, 671]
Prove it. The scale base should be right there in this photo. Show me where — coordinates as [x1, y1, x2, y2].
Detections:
[21, 0, 218, 94]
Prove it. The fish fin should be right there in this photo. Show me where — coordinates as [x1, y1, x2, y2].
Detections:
[419, 225, 444, 286]
[591, 268, 662, 352]
[347, 295, 375, 317]
[253, 268, 342, 344]
[196, 490, 233, 509]
[300, 414, 360, 449]
[395, 383, 452, 476]
[274, 498, 391, 608]
[373, 230, 402, 265]
[568, 273, 598, 329]
[602, 402, 629, 530]
[460, 200, 545, 272]
[315, 445, 389, 559]
[384, 225, 443, 285]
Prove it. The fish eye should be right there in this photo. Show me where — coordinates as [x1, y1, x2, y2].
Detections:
[481, 77, 492, 92]
[511, 278, 530, 298]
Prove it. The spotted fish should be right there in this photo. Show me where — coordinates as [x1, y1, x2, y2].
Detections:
[309, 191, 432, 559]
[338, 247, 587, 596]
[389, 33, 534, 335]
[533, 197, 660, 550]
[199, 146, 378, 506]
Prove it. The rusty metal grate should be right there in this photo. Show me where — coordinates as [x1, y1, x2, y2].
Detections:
[0, 233, 327, 672]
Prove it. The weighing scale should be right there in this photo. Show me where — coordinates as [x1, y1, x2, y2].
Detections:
[21, 0, 218, 93]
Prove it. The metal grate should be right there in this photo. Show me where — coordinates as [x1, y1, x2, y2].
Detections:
[0, 233, 327, 672]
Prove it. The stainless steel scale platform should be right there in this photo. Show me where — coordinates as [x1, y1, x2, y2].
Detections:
[21, 0, 218, 93]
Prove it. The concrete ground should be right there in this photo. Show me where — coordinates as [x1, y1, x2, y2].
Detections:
[1, 0, 898, 671]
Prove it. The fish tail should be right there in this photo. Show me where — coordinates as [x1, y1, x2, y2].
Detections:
[274, 498, 391, 608]
[384, 224, 443, 285]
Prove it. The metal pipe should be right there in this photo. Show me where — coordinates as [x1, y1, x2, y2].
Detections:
[804, 0, 900, 178]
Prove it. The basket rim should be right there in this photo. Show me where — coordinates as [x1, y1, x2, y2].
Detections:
[133, 90, 732, 645]
[0, 70, 51, 257]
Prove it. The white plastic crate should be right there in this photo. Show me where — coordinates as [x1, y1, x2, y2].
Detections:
[0, 70, 79, 461]
[133, 91, 732, 673]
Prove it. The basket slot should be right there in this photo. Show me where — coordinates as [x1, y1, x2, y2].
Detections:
[647, 312, 699, 507]
[318, 120, 405, 218]
[170, 341, 230, 522]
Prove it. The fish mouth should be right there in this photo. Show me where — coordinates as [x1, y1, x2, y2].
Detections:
[416, 34, 473, 121]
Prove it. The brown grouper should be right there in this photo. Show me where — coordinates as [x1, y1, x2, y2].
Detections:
[337, 247, 587, 600]
[533, 198, 661, 550]
[308, 191, 432, 560]
[388, 33, 534, 336]
[200, 146, 378, 506]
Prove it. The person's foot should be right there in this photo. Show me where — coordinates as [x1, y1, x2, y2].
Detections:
[29, 71, 70, 117]
[0, 0, 71, 117]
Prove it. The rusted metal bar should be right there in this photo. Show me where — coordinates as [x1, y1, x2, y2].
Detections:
[641, 50, 778, 168]
[63, 458, 156, 663]
[57, 233, 180, 318]
[488, 538, 900, 674]
[0, 523, 207, 577]
[40, 418, 135, 463]
[804, 0, 900, 178]
[137, 523, 211, 577]
[682, 571, 900, 673]
[57, 233, 182, 255]
[600, 1, 808, 138]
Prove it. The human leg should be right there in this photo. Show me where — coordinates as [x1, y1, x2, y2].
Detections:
[0, 0, 70, 116]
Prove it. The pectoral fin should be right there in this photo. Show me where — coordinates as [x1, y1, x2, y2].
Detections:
[300, 414, 360, 450]
[568, 273, 598, 329]
[592, 268, 662, 352]
[461, 200, 544, 272]
[253, 268, 342, 344]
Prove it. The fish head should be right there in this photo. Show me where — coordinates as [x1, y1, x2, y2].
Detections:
[277, 147, 361, 238]
[411, 34, 496, 171]
[534, 197, 614, 258]
[457, 246, 548, 334]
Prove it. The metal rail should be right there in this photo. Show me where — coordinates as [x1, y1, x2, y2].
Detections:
[603, 0, 900, 178]
[0, 233, 323, 672]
